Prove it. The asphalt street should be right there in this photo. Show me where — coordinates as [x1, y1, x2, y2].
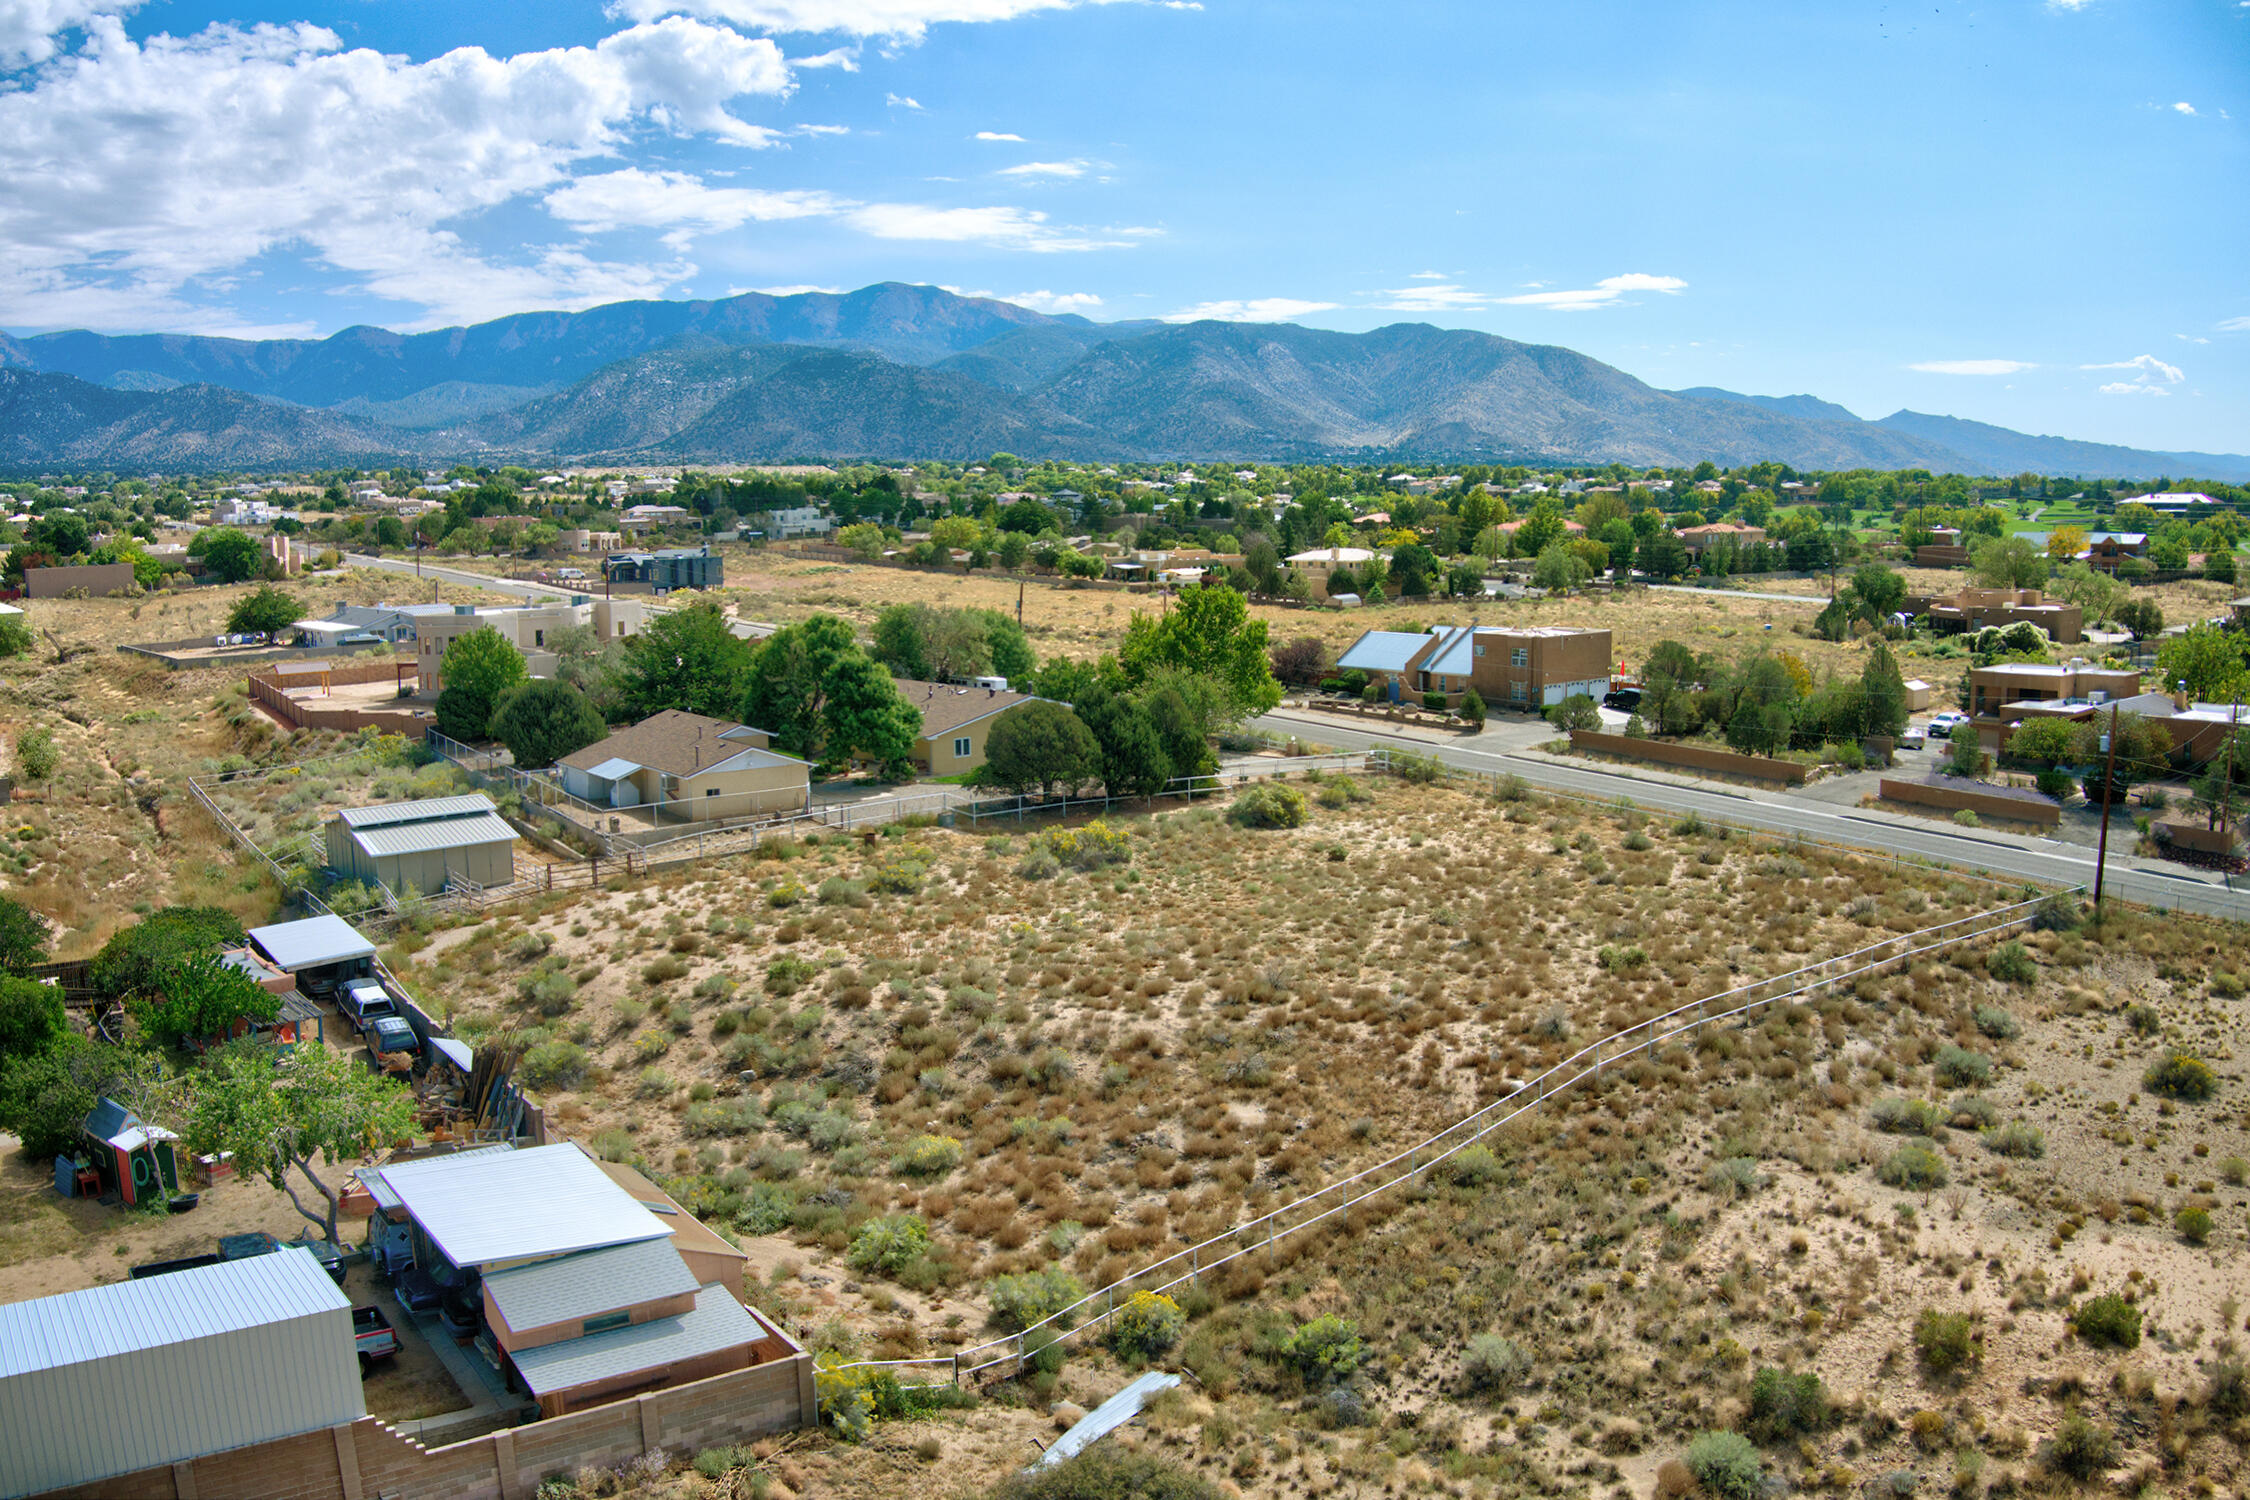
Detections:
[1253, 708, 2249, 921]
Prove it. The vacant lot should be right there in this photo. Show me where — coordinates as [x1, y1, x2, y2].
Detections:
[367, 770, 2249, 1499]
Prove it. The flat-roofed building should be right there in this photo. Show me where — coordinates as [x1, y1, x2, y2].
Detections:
[1337, 623, 1611, 710]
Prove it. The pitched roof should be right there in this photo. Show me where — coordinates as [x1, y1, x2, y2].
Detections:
[556, 710, 799, 779]
[893, 680, 1039, 739]
[0, 1246, 350, 1379]
[336, 794, 496, 829]
[1336, 630, 1434, 674]
[362, 1142, 671, 1268]
[248, 915, 376, 971]
[508, 1284, 760, 1398]
[483, 1239, 701, 1332]
[346, 810, 517, 859]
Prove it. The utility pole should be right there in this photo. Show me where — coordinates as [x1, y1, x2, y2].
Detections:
[1016, 577, 1024, 627]
[2092, 703, 2121, 913]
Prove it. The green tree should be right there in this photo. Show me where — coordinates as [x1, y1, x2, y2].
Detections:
[225, 585, 303, 643]
[0, 973, 65, 1061]
[1548, 693, 1600, 732]
[2072, 711, 2167, 806]
[434, 626, 529, 741]
[195, 527, 263, 584]
[837, 522, 885, 559]
[2190, 765, 2246, 832]
[15, 726, 58, 785]
[2113, 598, 2165, 641]
[1532, 541, 1593, 592]
[821, 655, 922, 778]
[1971, 535, 2047, 589]
[0, 895, 49, 973]
[2003, 716, 2080, 769]
[1078, 689, 1171, 798]
[1244, 537, 1283, 596]
[490, 679, 608, 769]
[1513, 498, 1565, 557]
[1143, 679, 1216, 778]
[1641, 638, 1703, 736]
[616, 601, 756, 721]
[981, 701, 1100, 799]
[1118, 583, 1282, 720]
[91, 906, 246, 1003]
[2052, 561, 2124, 626]
[1860, 641, 1909, 737]
[2157, 624, 2249, 701]
[0, 1033, 141, 1160]
[740, 613, 859, 759]
[132, 950, 280, 1051]
[1388, 541, 1438, 597]
[1639, 528, 1691, 579]
[871, 602, 935, 680]
[928, 516, 981, 553]
[188, 1041, 417, 1246]
[969, 609, 1036, 684]
[1848, 563, 1906, 620]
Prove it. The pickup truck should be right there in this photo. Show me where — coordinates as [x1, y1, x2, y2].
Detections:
[368, 1015, 419, 1073]
[354, 1306, 399, 1373]
[341, 980, 398, 1036]
[130, 1231, 289, 1280]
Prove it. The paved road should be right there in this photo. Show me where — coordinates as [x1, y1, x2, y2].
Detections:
[341, 552, 580, 601]
[1254, 708, 2250, 920]
[1649, 583, 1827, 606]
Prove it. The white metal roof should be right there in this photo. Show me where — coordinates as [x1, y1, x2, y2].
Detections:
[429, 1037, 473, 1073]
[357, 1143, 514, 1215]
[1337, 630, 1433, 674]
[581, 756, 642, 780]
[370, 1142, 671, 1268]
[336, 793, 498, 828]
[347, 809, 517, 859]
[0, 1246, 349, 1379]
[509, 1284, 759, 1397]
[484, 1238, 700, 1332]
[248, 914, 376, 971]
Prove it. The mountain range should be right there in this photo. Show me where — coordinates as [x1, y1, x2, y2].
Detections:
[1, 283, 2243, 479]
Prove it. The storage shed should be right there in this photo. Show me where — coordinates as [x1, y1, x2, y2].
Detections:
[324, 793, 517, 895]
[0, 1247, 361, 1498]
[246, 914, 377, 1002]
[74, 1096, 180, 1207]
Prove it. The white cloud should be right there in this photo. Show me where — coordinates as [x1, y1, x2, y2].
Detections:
[789, 45, 857, 68]
[1162, 297, 1338, 323]
[0, 14, 799, 331]
[0, 0, 142, 67]
[2173, 101, 2197, 115]
[2083, 353, 2183, 395]
[606, 0, 1126, 42]
[886, 91, 921, 107]
[1407, 270, 1448, 280]
[544, 168, 840, 247]
[997, 158, 1088, 178]
[796, 122, 849, 135]
[1007, 289, 1101, 314]
[844, 200, 1130, 251]
[1370, 281, 1495, 313]
[2220, 315, 2250, 332]
[750, 283, 845, 295]
[973, 130, 1025, 141]
[2046, 0, 2093, 10]
[1908, 359, 2037, 375]
[1493, 272, 1687, 311]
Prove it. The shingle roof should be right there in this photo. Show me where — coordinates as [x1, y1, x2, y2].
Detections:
[557, 711, 798, 778]
[484, 1239, 701, 1332]
[366, 1143, 671, 1268]
[508, 1284, 760, 1398]
[893, 680, 1039, 739]
[0, 1246, 349, 1378]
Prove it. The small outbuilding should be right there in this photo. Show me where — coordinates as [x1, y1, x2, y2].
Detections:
[324, 792, 518, 894]
[247, 913, 377, 1002]
[0, 1247, 361, 1498]
[71, 1097, 181, 1207]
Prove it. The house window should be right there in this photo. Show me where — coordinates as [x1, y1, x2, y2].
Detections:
[534, 629, 545, 648]
[954, 737, 973, 759]
[1511, 648, 1529, 668]
[706, 787, 720, 798]
[1510, 682, 1526, 701]
[583, 1311, 631, 1336]
[1474, 644, 1485, 657]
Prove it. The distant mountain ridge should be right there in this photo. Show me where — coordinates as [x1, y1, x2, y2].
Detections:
[3, 283, 2246, 477]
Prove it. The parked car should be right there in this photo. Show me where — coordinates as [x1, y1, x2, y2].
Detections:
[1603, 687, 1642, 711]
[368, 1015, 419, 1072]
[392, 1264, 443, 1313]
[353, 1306, 399, 1374]
[288, 1235, 347, 1286]
[555, 567, 588, 580]
[1926, 711, 1970, 740]
[1897, 725, 1927, 750]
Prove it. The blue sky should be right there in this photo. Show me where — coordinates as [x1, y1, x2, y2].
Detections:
[1, 0, 2244, 453]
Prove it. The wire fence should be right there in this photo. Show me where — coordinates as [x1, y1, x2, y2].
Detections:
[829, 886, 2069, 1392]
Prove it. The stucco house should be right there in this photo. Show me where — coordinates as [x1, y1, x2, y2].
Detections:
[891, 679, 1048, 776]
[556, 710, 809, 823]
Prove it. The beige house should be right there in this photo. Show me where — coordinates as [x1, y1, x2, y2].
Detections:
[557, 710, 808, 823]
[893, 680, 1048, 776]
[418, 597, 652, 690]
[1283, 546, 1378, 596]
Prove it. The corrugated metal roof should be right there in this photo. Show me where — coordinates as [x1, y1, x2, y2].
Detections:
[581, 755, 641, 780]
[358, 1143, 514, 1216]
[1336, 630, 1433, 673]
[0, 1246, 349, 1378]
[372, 1142, 671, 1268]
[509, 1284, 758, 1397]
[348, 809, 517, 859]
[1421, 625, 1479, 677]
[430, 1036, 473, 1073]
[484, 1239, 700, 1332]
[248, 914, 376, 971]
[336, 793, 497, 828]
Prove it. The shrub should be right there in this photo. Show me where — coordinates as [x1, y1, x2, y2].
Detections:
[765, 956, 819, 996]
[895, 1133, 963, 1177]
[2030, 890, 2081, 931]
[2072, 1294, 2141, 1349]
[1985, 1121, 2046, 1158]
[1014, 846, 1061, 881]
[1871, 1097, 1944, 1136]
[1684, 1431, 1764, 1500]
[2035, 766, 2075, 800]
[986, 1267, 1085, 1332]
[1748, 1366, 1829, 1439]
[1877, 1143, 1947, 1190]
[1280, 1315, 1363, 1385]
[2220, 1155, 2249, 1187]
[1107, 1292, 1185, 1360]
[1973, 1004, 2019, 1039]
[768, 879, 806, 908]
[1460, 1333, 1530, 1395]
[2175, 1205, 2212, 1245]
[1707, 1156, 1763, 1196]
[2144, 1050, 2216, 1102]
[984, 1447, 1221, 1500]
[2205, 1358, 2250, 1419]
[846, 1214, 931, 1277]
[1423, 691, 1448, 712]
[1035, 820, 1132, 871]
[1952, 808, 1980, 828]
[2125, 1003, 2160, 1035]
[1446, 1144, 1504, 1187]
[1913, 1309, 1977, 1374]
[2045, 1414, 2115, 1481]
[1597, 943, 1648, 973]
[1985, 941, 2035, 984]
[519, 1040, 589, 1089]
[1228, 783, 1306, 829]
[1934, 1045, 1992, 1087]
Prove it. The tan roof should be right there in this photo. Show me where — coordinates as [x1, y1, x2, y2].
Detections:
[557, 710, 785, 777]
[894, 679, 1040, 740]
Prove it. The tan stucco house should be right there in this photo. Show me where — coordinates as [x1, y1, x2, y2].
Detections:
[893, 680, 1049, 776]
[556, 710, 808, 823]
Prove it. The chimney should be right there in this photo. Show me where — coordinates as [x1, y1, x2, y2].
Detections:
[987, 686, 996, 698]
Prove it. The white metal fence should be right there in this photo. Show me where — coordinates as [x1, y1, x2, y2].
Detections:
[828, 887, 2069, 1392]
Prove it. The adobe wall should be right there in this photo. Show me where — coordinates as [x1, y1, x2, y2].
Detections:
[1878, 777, 2062, 827]
[1569, 729, 1808, 784]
